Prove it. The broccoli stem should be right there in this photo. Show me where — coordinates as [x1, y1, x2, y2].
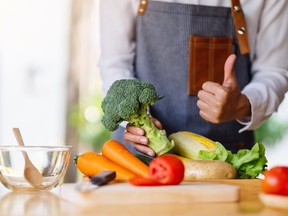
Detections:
[129, 106, 175, 156]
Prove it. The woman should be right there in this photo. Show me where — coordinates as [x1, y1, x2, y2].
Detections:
[99, 0, 288, 156]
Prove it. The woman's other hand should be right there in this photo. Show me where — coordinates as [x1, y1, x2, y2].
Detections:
[197, 54, 251, 123]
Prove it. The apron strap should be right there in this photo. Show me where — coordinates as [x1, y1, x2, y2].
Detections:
[138, 0, 149, 15]
[138, 0, 250, 54]
[230, 0, 250, 54]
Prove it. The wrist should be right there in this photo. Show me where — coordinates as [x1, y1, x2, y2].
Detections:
[236, 94, 251, 120]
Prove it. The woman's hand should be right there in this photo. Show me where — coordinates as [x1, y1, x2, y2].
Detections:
[123, 117, 162, 157]
[197, 54, 251, 123]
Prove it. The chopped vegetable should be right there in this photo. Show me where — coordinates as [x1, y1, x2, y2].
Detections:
[74, 152, 135, 181]
[101, 79, 174, 156]
[102, 139, 149, 178]
[261, 166, 288, 196]
[198, 142, 267, 179]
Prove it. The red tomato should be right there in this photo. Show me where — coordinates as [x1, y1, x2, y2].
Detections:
[261, 166, 288, 196]
[149, 155, 184, 185]
[129, 176, 163, 186]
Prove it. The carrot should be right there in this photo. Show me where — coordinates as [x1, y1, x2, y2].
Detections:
[102, 139, 150, 178]
[74, 152, 135, 181]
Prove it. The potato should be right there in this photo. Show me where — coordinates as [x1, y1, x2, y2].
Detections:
[183, 160, 237, 180]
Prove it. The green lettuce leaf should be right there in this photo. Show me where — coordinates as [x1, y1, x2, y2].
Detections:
[198, 142, 267, 179]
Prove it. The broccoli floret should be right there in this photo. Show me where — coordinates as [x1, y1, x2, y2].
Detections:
[101, 79, 174, 156]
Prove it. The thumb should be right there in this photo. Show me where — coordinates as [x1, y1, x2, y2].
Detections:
[222, 54, 237, 88]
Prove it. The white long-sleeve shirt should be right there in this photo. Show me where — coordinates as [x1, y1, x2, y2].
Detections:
[99, 0, 288, 132]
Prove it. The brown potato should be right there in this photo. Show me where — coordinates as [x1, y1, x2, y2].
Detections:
[183, 160, 237, 180]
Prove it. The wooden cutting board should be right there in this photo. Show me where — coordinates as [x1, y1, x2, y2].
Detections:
[58, 182, 239, 206]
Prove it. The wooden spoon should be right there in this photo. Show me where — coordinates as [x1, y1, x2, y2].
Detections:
[12, 128, 43, 187]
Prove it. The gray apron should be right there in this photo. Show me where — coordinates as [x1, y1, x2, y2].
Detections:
[114, 1, 254, 153]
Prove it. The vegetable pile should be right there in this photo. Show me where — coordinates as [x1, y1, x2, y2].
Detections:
[101, 79, 174, 156]
[75, 136, 267, 183]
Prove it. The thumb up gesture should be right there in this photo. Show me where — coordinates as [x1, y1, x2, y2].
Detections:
[197, 54, 251, 123]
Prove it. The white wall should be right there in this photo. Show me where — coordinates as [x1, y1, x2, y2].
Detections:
[0, 0, 71, 146]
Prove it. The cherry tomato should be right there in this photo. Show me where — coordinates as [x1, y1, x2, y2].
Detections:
[149, 155, 184, 185]
[261, 166, 288, 196]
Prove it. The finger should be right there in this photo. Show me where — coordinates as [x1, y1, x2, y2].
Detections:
[197, 96, 224, 123]
[126, 124, 145, 136]
[202, 81, 222, 94]
[123, 130, 148, 145]
[223, 54, 237, 88]
[132, 144, 155, 157]
[197, 89, 218, 105]
[151, 117, 162, 129]
[199, 110, 213, 123]
[196, 99, 210, 112]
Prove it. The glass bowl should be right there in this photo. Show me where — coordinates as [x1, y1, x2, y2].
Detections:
[0, 145, 72, 191]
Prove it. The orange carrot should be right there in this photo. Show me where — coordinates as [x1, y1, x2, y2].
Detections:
[102, 139, 150, 178]
[74, 152, 135, 181]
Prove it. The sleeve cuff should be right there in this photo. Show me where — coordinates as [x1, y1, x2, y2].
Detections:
[237, 117, 252, 133]
[119, 121, 128, 129]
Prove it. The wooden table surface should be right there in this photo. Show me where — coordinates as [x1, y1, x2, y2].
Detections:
[1, 179, 288, 216]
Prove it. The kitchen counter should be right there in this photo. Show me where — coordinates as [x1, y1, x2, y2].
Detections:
[0, 179, 288, 216]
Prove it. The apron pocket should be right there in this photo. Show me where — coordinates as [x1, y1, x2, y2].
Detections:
[187, 36, 233, 95]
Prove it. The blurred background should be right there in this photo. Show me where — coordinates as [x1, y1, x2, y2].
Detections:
[0, 0, 287, 183]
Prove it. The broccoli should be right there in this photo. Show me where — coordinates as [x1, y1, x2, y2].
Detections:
[101, 79, 175, 156]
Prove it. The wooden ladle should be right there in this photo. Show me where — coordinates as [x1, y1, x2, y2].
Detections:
[12, 128, 43, 187]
